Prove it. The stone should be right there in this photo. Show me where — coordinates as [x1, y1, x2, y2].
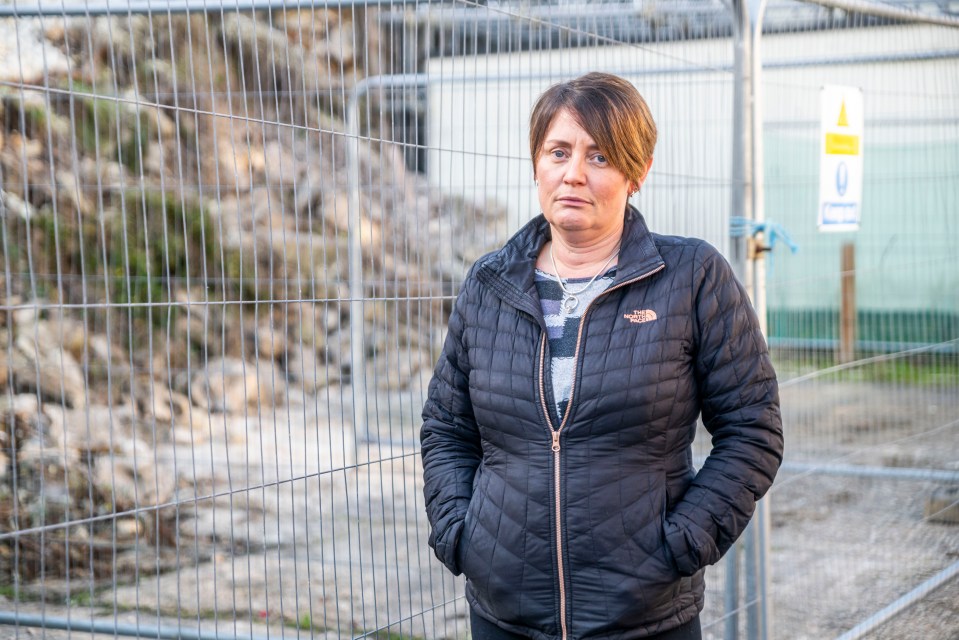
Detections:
[321, 190, 351, 233]
[13, 322, 87, 408]
[256, 318, 289, 362]
[0, 19, 70, 84]
[925, 486, 959, 525]
[86, 334, 124, 369]
[262, 141, 299, 189]
[44, 314, 87, 361]
[284, 346, 336, 394]
[170, 414, 213, 445]
[0, 393, 42, 429]
[91, 440, 158, 512]
[135, 378, 192, 427]
[0, 189, 36, 221]
[190, 357, 286, 414]
[322, 21, 356, 64]
[44, 404, 134, 456]
[366, 339, 433, 391]
[55, 169, 94, 217]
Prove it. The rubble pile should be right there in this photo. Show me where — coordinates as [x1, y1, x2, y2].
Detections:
[1, 8, 505, 587]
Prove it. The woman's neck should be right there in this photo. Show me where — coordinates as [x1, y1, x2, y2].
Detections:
[545, 230, 623, 279]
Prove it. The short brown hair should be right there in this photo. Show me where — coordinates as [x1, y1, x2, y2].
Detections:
[529, 72, 657, 186]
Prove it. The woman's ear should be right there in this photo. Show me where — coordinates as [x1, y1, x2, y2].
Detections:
[639, 156, 654, 184]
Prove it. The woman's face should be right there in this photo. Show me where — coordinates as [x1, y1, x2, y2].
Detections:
[535, 109, 633, 242]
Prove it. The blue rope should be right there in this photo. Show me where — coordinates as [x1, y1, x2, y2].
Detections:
[729, 216, 798, 289]
[729, 216, 799, 254]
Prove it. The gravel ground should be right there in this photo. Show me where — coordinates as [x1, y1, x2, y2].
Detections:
[2, 378, 957, 639]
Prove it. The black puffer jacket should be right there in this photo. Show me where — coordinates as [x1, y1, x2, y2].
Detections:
[421, 208, 783, 639]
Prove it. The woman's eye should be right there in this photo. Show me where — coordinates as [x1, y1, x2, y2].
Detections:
[593, 154, 608, 165]
[551, 149, 566, 159]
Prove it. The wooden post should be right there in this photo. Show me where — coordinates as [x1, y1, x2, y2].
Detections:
[839, 243, 856, 363]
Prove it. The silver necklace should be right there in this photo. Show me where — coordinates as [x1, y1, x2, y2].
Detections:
[549, 242, 619, 314]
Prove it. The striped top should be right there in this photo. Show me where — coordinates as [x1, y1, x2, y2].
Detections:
[534, 267, 616, 418]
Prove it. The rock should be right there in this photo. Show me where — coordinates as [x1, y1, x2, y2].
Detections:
[86, 334, 124, 369]
[43, 404, 134, 457]
[90, 439, 172, 511]
[10, 302, 40, 330]
[134, 378, 192, 427]
[220, 12, 343, 99]
[13, 323, 86, 408]
[256, 318, 289, 362]
[372, 346, 432, 391]
[282, 302, 334, 354]
[0, 19, 70, 84]
[322, 21, 356, 65]
[0, 393, 42, 435]
[16, 436, 77, 484]
[190, 357, 286, 414]
[55, 169, 94, 217]
[1, 189, 36, 221]
[262, 141, 298, 189]
[170, 408, 216, 444]
[115, 516, 145, 542]
[284, 346, 336, 394]
[92, 453, 137, 513]
[43, 314, 88, 360]
[925, 486, 959, 525]
[322, 328, 354, 379]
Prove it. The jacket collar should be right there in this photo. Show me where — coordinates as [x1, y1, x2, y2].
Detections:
[475, 205, 665, 313]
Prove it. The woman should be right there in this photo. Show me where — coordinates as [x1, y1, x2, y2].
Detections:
[421, 72, 783, 640]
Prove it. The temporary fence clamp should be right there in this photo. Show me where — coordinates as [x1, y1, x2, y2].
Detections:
[730, 216, 799, 260]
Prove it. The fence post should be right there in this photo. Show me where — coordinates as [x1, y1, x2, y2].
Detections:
[731, 1, 772, 639]
[839, 243, 856, 363]
[724, 547, 740, 639]
[347, 83, 370, 444]
[346, 74, 429, 444]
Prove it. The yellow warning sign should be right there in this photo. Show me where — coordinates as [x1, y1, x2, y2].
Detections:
[825, 132, 859, 155]
[820, 85, 863, 232]
[837, 101, 849, 127]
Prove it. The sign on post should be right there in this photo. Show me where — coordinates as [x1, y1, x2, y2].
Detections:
[818, 85, 863, 232]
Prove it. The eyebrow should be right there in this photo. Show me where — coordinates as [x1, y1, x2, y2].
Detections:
[543, 139, 601, 151]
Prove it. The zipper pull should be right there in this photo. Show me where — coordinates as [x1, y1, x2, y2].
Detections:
[551, 430, 561, 452]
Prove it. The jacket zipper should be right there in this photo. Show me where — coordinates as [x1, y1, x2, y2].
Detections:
[537, 262, 665, 640]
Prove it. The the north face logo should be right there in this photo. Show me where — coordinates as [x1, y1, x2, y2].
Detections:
[623, 309, 657, 324]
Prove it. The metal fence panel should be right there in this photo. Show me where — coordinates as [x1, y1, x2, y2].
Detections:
[1, 1, 957, 639]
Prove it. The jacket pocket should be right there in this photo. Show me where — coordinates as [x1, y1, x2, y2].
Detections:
[455, 469, 486, 578]
[660, 494, 682, 577]
[454, 507, 473, 575]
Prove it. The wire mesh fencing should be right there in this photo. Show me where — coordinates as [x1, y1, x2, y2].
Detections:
[751, 9, 959, 639]
[0, 1, 957, 639]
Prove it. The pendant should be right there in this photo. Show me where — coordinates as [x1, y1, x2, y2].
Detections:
[562, 295, 579, 314]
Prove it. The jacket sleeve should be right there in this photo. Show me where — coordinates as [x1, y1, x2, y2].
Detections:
[664, 244, 784, 576]
[420, 281, 483, 575]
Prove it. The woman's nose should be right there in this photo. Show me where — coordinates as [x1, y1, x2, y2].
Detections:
[563, 156, 587, 184]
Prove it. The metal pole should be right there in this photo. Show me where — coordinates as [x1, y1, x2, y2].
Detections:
[346, 83, 370, 444]
[727, 4, 751, 637]
[730, 1, 771, 638]
[835, 561, 959, 640]
[724, 545, 740, 640]
[801, 0, 959, 28]
[0, 0, 421, 18]
[748, 6, 772, 638]
[749, 0, 768, 337]
[345, 74, 428, 445]
[729, 0, 751, 284]
[780, 462, 959, 483]
[0, 612, 281, 640]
